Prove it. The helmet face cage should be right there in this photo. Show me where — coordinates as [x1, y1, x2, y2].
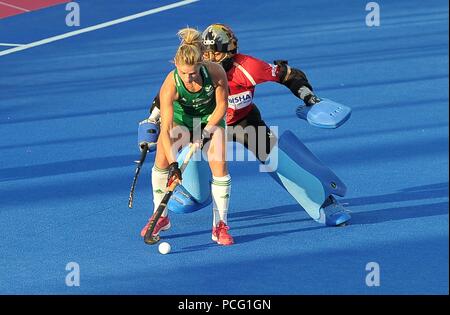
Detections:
[202, 24, 238, 54]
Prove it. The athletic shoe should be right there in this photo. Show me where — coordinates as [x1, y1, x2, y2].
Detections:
[140, 215, 171, 237]
[212, 221, 234, 246]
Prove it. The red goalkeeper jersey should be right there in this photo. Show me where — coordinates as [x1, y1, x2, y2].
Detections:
[226, 53, 283, 125]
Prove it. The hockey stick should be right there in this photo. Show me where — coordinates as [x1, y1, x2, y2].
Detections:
[128, 144, 148, 208]
[144, 143, 198, 245]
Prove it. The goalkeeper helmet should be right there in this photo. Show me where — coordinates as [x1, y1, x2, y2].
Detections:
[202, 23, 238, 54]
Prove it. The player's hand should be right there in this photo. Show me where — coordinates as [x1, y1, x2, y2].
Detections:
[167, 162, 182, 187]
[200, 128, 213, 149]
[194, 126, 214, 149]
[304, 94, 321, 106]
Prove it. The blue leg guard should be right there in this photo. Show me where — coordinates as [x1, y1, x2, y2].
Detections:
[167, 146, 212, 214]
[265, 130, 351, 226]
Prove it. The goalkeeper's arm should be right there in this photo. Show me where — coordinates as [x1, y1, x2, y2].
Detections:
[275, 60, 321, 106]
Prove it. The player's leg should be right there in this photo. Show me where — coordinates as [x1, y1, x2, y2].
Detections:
[205, 126, 234, 245]
[264, 130, 351, 226]
[230, 105, 350, 226]
[140, 124, 190, 237]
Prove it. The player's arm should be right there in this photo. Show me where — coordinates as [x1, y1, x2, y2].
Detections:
[205, 62, 229, 128]
[274, 59, 320, 105]
[159, 71, 178, 164]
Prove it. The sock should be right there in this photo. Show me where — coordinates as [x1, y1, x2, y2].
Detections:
[152, 165, 169, 217]
[211, 174, 231, 226]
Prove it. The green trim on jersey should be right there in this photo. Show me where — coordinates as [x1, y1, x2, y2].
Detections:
[173, 65, 225, 130]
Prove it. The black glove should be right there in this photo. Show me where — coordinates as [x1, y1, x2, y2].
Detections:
[298, 86, 321, 106]
[199, 128, 213, 149]
[167, 162, 182, 187]
[303, 94, 321, 106]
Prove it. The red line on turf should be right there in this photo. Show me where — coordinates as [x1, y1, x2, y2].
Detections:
[0, 0, 69, 19]
[0, 4, 22, 19]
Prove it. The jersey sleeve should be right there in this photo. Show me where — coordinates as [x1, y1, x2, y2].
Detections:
[241, 55, 282, 85]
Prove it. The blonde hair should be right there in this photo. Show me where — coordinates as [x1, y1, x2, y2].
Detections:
[174, 27, 204, 66]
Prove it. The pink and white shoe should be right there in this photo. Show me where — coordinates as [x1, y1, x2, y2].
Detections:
[212, 221, 234, 246]
[140, 215, 171, 237]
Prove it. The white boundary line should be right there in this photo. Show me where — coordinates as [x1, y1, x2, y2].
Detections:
[0, 42, 24, 46]
[0, 0, 199, 57]
[0, 1, 30, 12]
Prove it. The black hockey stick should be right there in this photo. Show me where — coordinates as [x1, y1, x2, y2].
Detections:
[128, 144, 148, 208]
[144, 143, 198, 245]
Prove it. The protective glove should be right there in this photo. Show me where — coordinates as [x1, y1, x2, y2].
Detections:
[167, 162, 182, 187]
[138, 118, 160, 152]
[303, 94, 322, 106]
[299, 86, 321, 106]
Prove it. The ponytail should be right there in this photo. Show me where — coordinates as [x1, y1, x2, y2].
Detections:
[174, 27, 204, 66]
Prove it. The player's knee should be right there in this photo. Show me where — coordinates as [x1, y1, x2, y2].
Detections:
[209, 161, 228, 177]
[154, 145, 170, 169]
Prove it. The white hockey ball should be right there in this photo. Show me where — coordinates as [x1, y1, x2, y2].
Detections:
[158, 242, 171, 255]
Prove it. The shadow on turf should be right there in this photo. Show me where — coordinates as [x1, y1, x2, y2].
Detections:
[162, 204, 324, 251]
[343, 182, 449, 224]
[167, 182, 449, 250]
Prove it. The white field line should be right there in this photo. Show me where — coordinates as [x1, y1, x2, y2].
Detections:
[0, 42, 24, 46]
[0, 1, 30, 12]
[0, 0, 199, 57]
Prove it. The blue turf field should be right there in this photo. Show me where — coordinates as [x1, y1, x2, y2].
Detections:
[0, 0, 448, 294]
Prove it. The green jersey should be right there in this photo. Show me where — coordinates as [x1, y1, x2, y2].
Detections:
[172, 65, 225, 130]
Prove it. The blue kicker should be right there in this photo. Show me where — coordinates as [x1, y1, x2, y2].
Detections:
[265, 130, 351, 225]
[167, 146, 212, 214]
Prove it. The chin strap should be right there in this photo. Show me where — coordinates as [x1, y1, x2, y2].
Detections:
[220, 54, 235, 72]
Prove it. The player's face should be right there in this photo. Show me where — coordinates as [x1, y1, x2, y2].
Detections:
[203, 50, 228, 63]
[176, 64, 201, 84]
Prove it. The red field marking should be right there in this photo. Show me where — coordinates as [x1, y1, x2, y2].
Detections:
[0, 3, 23, 19]
[0, 0, 69, 19]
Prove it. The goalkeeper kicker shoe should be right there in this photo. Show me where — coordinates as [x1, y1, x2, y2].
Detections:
[212, 221, 234, 246]
[140, 215, 171, 237]
[318, 195, 351, 226]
